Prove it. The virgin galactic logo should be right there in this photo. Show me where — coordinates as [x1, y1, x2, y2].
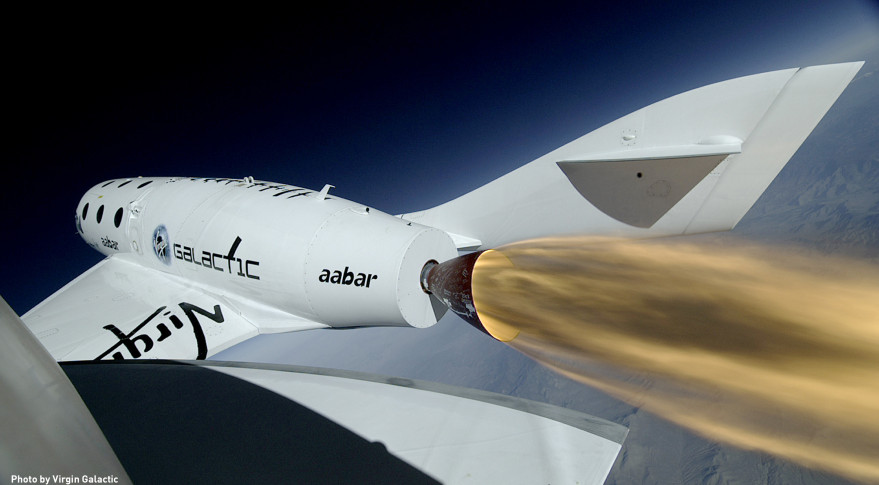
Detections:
[95, 301, 224, 360]
[153, 225, 171, 265]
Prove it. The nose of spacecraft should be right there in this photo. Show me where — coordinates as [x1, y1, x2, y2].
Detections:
[421, 251, 520, 342]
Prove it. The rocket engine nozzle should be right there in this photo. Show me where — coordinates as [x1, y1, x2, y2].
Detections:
[422, 251, 519, 341]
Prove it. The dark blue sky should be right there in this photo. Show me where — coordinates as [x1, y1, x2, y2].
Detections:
[4, 1, 878, 314]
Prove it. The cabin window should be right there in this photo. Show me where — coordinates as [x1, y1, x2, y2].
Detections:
[137, 180, 153, 189]
[96, 205, 104, 224]
[114, 208, 123, 228]
[82, 203, 89, 220]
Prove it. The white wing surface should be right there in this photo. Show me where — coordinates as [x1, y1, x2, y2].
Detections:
[5, 299, 626, 484]
[22, 255, 325, 361]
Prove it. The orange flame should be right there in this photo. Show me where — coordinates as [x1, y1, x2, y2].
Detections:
[472, 237, 879, 483]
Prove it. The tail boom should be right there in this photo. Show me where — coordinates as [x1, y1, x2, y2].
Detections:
[403, 62, 863, 249]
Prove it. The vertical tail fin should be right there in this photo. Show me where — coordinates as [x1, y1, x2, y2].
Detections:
[403, 62, 863, 250]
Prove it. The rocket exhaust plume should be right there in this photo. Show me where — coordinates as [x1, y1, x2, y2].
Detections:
[424, 237, 879, 483]
[423, 250, 519, 341]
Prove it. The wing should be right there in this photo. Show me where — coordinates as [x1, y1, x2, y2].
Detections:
[4, 297, 625, 484]
[22, 254, 326, 361]
[64, 360, 626, 484]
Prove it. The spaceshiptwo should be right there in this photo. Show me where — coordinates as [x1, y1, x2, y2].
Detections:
[2, 62, 862, 484]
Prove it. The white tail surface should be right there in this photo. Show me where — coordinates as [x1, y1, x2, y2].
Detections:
[403, 62, 863, 249]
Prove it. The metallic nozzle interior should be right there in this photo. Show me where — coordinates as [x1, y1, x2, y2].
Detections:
[420, 260, 438, 294]
[423, 251, 487, 333]
[423, 250, 520, 342]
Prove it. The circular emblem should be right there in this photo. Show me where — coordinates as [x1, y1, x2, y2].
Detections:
[152, 225, 171, 265]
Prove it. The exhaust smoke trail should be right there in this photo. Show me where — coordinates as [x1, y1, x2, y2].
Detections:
[470, 237, 879, 483]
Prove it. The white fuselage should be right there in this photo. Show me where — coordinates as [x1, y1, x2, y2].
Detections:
[75, 177, 456, 329]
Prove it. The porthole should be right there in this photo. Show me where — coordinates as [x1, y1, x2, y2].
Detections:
[114, 207, 123, 228]
[82, 203, 89, 220]
[96, 205, 104, 224]
[119, 180, 132, 188]
[137, 180, 153, 189]
[101, 180, 116, 188]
